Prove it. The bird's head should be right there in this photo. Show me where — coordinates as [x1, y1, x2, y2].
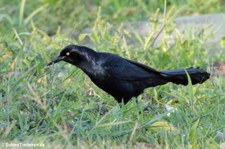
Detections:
[47, 45, 96, 66]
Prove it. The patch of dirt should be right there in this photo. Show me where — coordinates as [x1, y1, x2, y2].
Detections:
[210, 62, 225, 77]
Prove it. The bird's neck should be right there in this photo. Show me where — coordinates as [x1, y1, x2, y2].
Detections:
[79, 57, 105, 79]
[75, 53, 97, 75]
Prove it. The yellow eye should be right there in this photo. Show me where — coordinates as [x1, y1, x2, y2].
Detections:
[66, 52, 70, 56]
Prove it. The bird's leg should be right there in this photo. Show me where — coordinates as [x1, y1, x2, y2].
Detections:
[135, 98, 139, 104]
[135, 97, 144, 116]
[118, 102, 123, 108]
[118, 98, 124, 108]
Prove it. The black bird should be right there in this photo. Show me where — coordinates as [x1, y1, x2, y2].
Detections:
[48, 45, 210, 104]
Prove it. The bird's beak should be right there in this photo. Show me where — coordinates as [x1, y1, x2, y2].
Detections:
[47, 56, 65, 66]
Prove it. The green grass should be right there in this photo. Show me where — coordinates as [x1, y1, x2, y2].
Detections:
[0, 0, 225, 148]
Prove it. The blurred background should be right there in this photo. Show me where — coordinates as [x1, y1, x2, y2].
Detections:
[1, 0, 225, 35]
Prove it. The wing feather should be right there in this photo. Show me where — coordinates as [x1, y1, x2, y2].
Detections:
[101, 54, 161, 81]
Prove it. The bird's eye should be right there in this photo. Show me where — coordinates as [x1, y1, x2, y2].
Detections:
[66, 52, 70, 56]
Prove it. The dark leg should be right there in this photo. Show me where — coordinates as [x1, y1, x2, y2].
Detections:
[135, 98, 139, 104]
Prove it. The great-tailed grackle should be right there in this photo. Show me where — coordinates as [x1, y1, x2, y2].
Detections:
[48, 45, 210, 104]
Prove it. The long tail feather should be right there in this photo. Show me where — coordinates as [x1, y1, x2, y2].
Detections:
[160, 67, 210, 85]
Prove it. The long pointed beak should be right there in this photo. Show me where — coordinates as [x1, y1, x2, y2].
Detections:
[47, 56, 65, 66]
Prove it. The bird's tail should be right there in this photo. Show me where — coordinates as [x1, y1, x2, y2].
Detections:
[160, 67, 210, 85]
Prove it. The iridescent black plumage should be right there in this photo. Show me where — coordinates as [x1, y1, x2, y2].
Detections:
[48, 45, 210, 103]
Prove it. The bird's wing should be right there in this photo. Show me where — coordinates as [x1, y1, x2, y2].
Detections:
[126, 59, 160, 75]
[101, 54, 161, 81]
